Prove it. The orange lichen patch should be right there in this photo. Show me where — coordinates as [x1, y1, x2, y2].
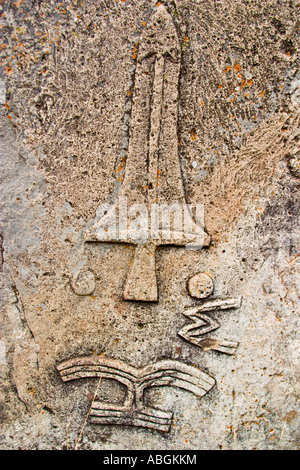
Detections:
[234, 63, 241, 72]
[4, 102, 10, 109]
[218, 84, 223, 89]
[156, 169, 161, 187]
[142, 21, 146, 27]
[117, 156, 126, 175]
[156, 2, 162, 6]
[6, 66, 12, 73]
[224, 65, 231, 73]
[190, 128, 197, 141]
[132, 45, 137, 60]
[184, 36, 189, 43]
[235, 76, 253, 92]
[14, 1, 24, 7]
[200, 100, 204, 107]
[7, 115, 12, 120]
[260, 90, 266, 97]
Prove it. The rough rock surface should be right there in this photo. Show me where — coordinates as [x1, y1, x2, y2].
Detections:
[0, 0, 299, 450]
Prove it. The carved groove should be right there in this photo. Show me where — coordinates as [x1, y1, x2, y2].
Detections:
[178, 297, 242, 355]
[57, 356, 215, 432]
[84, 4, 210, 301]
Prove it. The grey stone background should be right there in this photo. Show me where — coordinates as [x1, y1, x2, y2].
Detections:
[0, 0, 299, 449]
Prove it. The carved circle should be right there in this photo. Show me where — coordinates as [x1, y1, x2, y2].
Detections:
[288, 154, 300, 178]
[187, 273, 214, 299]
[71, 269, 96, 296]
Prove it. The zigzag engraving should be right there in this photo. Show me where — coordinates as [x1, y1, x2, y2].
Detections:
[178, 297, 242, 355]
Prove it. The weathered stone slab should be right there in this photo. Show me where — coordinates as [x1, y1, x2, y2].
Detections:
[0, 0, 299, 450]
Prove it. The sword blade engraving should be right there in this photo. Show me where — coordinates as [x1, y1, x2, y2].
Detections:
[84, 4, 210, 301]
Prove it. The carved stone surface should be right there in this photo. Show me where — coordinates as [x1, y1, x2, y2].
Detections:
[187, 272, 214, 299]
[71, 269, 96, 296]
[0, 0, 299, 451]
[57, 356, 215, 432]
[84, 4, 210, 301]
[288, 154, 300, 177]
[178, 298, 242, 355]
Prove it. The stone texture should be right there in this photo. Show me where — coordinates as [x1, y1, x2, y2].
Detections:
[187, 272, 214, 299]
[71, 269, 96, 296]
[0, 0, 299, 450]
[288, 153, 300, 177]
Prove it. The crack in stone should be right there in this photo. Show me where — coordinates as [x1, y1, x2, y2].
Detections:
[10, 278, 40, 371]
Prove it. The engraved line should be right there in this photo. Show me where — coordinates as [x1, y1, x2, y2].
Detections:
[90, 409, 171, 425]
[183, 297, 242, 316]
[89, 415, 170, 432]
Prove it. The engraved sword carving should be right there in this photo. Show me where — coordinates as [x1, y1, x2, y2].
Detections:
[84, 4, 210, 301]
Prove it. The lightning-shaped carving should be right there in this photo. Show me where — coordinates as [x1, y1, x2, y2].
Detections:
[178, 297, 242, 355]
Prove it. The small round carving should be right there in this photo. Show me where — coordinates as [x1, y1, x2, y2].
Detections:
[71, 270, 96, 296]
[187, 272, 214, 299]
[288, 154, 300, 178]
